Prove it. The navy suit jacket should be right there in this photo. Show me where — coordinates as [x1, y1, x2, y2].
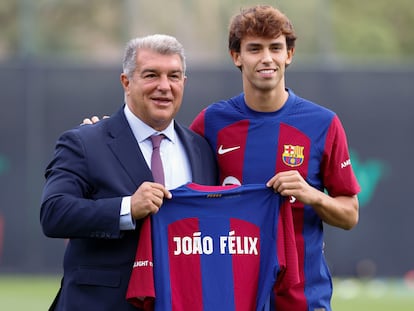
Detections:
[40, 107, 217, 310]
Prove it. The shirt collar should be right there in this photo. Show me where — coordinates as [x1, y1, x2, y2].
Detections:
[124, 105, 176, 143]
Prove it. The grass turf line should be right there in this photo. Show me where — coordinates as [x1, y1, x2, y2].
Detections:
[0, 275, 414, 311]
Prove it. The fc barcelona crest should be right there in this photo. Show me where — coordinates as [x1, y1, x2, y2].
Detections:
[282, 145, 304, 167]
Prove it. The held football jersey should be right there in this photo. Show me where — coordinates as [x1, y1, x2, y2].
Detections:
[126, 183, 299, 311]
[190, 89, 360, 310]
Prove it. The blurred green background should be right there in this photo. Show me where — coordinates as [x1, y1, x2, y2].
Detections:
[1, 0, 414, 309]
[2, 0, 413, 64]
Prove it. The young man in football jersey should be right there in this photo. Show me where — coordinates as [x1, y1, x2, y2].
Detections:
[190, 5, 360, 311]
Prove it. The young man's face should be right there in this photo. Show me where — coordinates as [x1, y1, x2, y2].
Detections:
[231, 35, 294, 93]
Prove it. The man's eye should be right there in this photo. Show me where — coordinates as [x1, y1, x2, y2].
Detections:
[143, 74, 156, 79]
[271, 46, 283, 51]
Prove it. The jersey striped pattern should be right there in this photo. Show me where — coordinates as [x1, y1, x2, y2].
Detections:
[190, 89, 360, 310]
[126, 183, 299, 311]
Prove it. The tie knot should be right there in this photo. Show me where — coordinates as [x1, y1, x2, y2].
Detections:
[151, 134, 164, 149]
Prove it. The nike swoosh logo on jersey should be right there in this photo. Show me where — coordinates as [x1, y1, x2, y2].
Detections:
[218, 145, 241, 155]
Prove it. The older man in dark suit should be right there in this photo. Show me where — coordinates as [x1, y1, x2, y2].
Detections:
[40, 34, 217, 311]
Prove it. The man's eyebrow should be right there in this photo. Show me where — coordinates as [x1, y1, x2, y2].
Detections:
[140, 68, 184, 75]
[140, 68, 157, 74]
[270, 42, 284, 47]
[246, 42, 262, 48]
[170, 69, 184, 74]
[245, 42, 284, 48]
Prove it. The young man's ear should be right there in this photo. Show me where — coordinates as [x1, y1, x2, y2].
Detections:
[230, 50, 243, 71]
[286, 47, 295, 66]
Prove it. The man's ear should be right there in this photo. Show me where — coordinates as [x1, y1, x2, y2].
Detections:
[286, 47, 295, 66]
[120, 73, 130, 91]
[230, 50, 242, 70]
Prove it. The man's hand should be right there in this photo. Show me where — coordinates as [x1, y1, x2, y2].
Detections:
[266, 170, 319, 206]
[267, 170, 359, 230]
[130, 182, 172, 220]
[81, 115, 109, 125]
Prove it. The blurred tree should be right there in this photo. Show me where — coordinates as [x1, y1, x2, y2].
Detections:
[34, 0, 123, 61]
[334, 0, 414, 59]
[0, 0, 413, 64]
[0, 0, 18, 59]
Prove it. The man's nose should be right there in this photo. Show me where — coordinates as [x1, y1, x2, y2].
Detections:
[157, 75, 171, 91]
[261, 49, 273, 63]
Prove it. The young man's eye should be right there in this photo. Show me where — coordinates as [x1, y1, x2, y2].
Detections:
[248, 47, 260, 53]
[271, 45, 283, 51]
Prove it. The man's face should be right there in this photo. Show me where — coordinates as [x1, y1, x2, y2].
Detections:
[231, 35, 293, 93]
[121, 48, 186, 131]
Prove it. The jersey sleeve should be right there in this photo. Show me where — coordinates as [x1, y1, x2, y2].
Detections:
[126, 216, 155, 311]
[322, 115, 360, 197]
[189, 108, 207, 136]
[273, 199, 308, 310]
[275, 199, 300, 292]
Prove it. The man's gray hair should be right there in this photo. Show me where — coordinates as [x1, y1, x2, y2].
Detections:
[122, 34, 186, 78]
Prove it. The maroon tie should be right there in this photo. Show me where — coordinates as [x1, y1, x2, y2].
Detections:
[150, 134, 165, 185]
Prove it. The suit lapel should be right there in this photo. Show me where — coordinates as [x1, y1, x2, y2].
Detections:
[104, 112, 206, 187]
[175, 122, 202, 182]
[106, 107, 153, 188]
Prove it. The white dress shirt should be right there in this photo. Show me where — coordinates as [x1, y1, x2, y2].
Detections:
[120, 105, 192, 230]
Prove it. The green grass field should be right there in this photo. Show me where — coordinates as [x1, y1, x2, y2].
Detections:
[0, 275, 413, 310]
[332, 278, 414, 311]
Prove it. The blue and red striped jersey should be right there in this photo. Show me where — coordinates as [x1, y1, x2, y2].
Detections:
[126, 183, 299, 311]
[190, 89, 360, 310]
